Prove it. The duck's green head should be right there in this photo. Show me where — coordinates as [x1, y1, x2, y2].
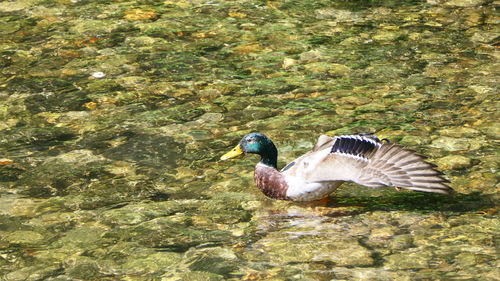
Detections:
[220, 133, 278, 168]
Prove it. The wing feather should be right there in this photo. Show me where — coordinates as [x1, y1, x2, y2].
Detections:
[282, 134, 452, 194]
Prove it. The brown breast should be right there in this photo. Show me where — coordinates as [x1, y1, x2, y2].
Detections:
[254, 165, 291, 200]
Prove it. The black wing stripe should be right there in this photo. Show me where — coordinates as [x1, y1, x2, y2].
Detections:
[351, 139, 361, 154]
[331, 135, 380, 158]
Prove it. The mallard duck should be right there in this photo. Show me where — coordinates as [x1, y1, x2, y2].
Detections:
[221, 133, 452, 201]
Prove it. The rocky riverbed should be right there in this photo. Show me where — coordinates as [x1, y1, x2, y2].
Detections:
[0, 0, 498, 280]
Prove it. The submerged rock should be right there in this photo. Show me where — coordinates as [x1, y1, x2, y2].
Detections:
[384, 249, 432, 269]
[304, 62, 351, 77]
[122, 252, 182, 275]
[64, 256, 100, 280]
[443, 0, 487, 7]
[99, 201, 185, 226]
[430, 137, 472, 151]
[2, 265, 61, 281]
[314, 9, 362, 23]
[3, 230, 44, 245]
[388, 234, 414, 251]
[15, 150, 110, 197]
[437, 127, 480, 138]
[372, 29, 401, 41]
[436, 155, 473, 170]
[181, 247, 240, 275]
[0, 21, 20, 35]
[160, 271, 224, 281]
[253, 232, 373, 266]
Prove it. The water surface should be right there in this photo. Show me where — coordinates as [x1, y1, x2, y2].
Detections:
[0, 0, 498, 280]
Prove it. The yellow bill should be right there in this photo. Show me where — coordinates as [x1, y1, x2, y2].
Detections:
[220, 144, 243, 160]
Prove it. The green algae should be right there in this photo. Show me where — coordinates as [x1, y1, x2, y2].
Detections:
[0, 0, 498, 280]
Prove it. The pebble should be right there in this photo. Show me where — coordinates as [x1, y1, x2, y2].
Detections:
[436, 155, 473, 170]
[431, 137, 471, 151]
[91, 71, 106, 78]
[443, 0, 487, 7]
[437, 127, 479, 137]
[4, 231, 44, 245]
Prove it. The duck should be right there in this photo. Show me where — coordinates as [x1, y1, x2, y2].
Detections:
[220, 132, 452, 201]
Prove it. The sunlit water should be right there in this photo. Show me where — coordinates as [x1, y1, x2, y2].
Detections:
[0, 0, 498, 280]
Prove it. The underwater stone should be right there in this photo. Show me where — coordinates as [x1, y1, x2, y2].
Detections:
[469, 85, 494, 95]
[54, 149, 107, 163]
[0, 196, 45, 217]
[43, 276, 76, 281]
[299, 49, 326, 63]
[105, 160, 137, 177]
[160, 271, 224, 281]
[91, 72, 106, 78]
[355, 102, 386, 113]
[478, 122, 499, 138]
[372, 28, 401, 41]
[195, 113, 224, 124]
[254, 235, 373, 266]
[181, 247, 240, 275]
[305, 62, 351, 77]
[69, 19, 115, 34]
[453, 252, 482, 267]
[384, 250, 432, 269]
[101, 133, 183, 170]
[15, 150, 110, 197]
[100, 208, 148, 225]
[123, 216, 231, 250]
[328, 64, 352, 77]
[117, 76, 149, 87]
[328, 267, 413, 281]
[436, 155, 472, 170]
[28, 211, 79, 228]
[4, 230, 44, 245]
[339, 36, 363, 46]
[122, 252, 182, 275]
[99, 201, 184, 226]
[437, 127, 479, 138]
[282, 58, 297, 69]
[430, 137, 472, 151]
[123, 8, 159, 21]
[314, 9, 361, 22]
[0, 22, 21, 35]
[338, 95, 371, 106]
[232, 43, 263, 54]
[125, 36, 166, 47]
[443, 0, 487, 7]
[0, 1, 36, 12]
[65, 256, 100, 280]
[55, 225, 108, 248]
[400, 135, 429, 146]
[471, 31, 499, 44]
[369, 226, 397, 241]
[3, 265, 61, 281]
[187, 129, 212, 141]
[388, 234, 414, 251]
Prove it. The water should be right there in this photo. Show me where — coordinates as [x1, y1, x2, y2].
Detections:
[0, 0, 498, 280]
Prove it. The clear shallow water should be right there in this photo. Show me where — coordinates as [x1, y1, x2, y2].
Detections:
[0, 0, 498, 280]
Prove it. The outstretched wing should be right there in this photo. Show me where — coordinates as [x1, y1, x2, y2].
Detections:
[282, 134, 452, 194]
